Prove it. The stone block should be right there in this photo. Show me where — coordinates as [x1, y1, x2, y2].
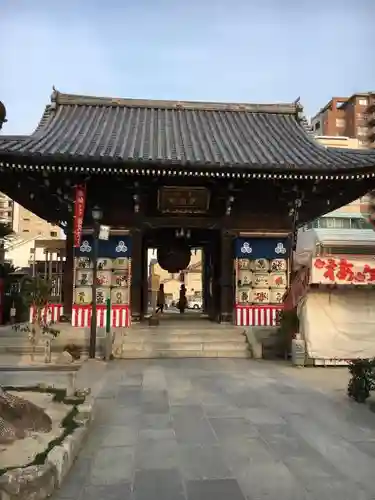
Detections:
[244, 330, 263, 359]
[56, 351, 74, 364]
[47, 445, 70, 486]
[0, 464, 57, 500]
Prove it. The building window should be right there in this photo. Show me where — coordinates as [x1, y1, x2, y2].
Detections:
[22, 217, 30, 222]
[314, 122, 321, 131]
[50, 231, 58, 237]
[311, 216, 372, 229]
[22, 229, 30, 233]
[335, 118, 345, 128]
[359, 98, 368, 106]
[357, 127, 367, 136]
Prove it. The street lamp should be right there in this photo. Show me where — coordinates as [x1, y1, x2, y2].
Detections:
[89, 205, 103, 358]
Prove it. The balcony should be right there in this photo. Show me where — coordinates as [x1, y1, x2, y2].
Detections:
[367, 102, 375, 115]
[367, 112, 375, 126]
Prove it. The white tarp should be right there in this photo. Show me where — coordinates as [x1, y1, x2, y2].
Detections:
[300, 288, 375, 359]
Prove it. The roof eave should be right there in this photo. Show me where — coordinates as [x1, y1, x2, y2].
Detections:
[1, 151, 375, 181]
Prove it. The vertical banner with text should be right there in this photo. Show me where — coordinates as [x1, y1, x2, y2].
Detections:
[73, 184, 86, 248]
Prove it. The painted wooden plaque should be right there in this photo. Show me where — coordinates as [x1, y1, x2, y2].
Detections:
[74, 287, 92, 305]
[270, 258, 287, 272]
[75, 270, 93, 287]
[113, 257, 130, 270]
[76, 257, 92, 270]
[97, 258, 113, 271]
[238, 270, 253, 287]
[254, 258, 269, 272]
[251, 289, 270, 304]
[96, 271, 111, 287]
[237, 288, 252, 304]
[270, 272, 287, 288]
[111, 287, 130, 305]
[270, 288, 286, 304]
[238, 259, 251, 270]
[253, 273, 270, 288]
[158, 186, 209, 214]
[111, 270, 130, 288]
[95, 287, 110, 305]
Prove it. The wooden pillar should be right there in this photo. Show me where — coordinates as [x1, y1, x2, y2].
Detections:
[141, 240, 148, 319]
[202, 247, 209, 314]
[130, 228, 143, 322]
[219, 230, 234, 324]
[62, 228, 74, 318]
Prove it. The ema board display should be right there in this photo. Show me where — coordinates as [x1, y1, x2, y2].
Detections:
[234, 238, 289, 305]
[73, 235, 131, 306]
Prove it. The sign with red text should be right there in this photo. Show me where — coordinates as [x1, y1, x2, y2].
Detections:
[311, 257, 375, 285]
[73, 184, 86, 248]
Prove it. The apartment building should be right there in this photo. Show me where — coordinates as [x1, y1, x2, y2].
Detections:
[0, 192, 60, 237]
[296, 135, 371, 263]
[311, 92, 374, 147]
[0, 193, 13, 226]
[12, 203, 60, 238]
[368, 96, 375, 148]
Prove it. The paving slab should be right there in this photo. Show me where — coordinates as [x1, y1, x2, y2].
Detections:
[52, 360, 375, 500]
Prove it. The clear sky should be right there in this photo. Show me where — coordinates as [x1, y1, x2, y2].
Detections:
[1, 0, 374, 135]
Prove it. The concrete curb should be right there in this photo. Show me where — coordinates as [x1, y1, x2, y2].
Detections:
[0, 364, 83, 372]
[0, 393, 95, 500]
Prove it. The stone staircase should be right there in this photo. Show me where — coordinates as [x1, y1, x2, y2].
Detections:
[113, 320, 250, 359]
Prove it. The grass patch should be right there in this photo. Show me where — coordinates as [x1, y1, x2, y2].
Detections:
[0, 386, 87, 476]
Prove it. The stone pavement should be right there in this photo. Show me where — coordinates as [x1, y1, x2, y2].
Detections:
[46, 360, 375, 500]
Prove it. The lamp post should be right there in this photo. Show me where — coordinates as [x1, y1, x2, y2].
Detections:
[89, 205, 103, 359]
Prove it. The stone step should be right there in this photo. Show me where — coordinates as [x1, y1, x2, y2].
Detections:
[117, 341, 248, 351]
[121, 333, 246, 342]
[0, 342, 103, 355]
[115, 349, 251, 359]
[130, 324, 243, 332]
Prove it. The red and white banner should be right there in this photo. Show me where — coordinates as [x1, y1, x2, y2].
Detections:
[72, 305, 131, 328]
[29, 304, 131, 328]
[311, 257, 375, 285]
[235, 305, 283, 327]
[74, 184, 86, 248]
[29, 304, 64, 324]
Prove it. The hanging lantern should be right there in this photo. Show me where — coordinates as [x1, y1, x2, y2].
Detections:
[157, 240, 191, 273]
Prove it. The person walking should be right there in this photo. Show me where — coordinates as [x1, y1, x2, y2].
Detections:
[155, 284, 165, 314]
[178, 284, 187, 314]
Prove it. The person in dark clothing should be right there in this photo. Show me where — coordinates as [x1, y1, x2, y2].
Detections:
[178, 284, 187, 313]
[155, 284, 165, 314]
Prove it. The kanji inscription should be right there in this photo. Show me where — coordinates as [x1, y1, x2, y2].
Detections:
[158, 186, 209, 214]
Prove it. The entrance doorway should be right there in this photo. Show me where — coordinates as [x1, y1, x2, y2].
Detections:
[147, 246, 204, 318]
[136, 227, 235, 323]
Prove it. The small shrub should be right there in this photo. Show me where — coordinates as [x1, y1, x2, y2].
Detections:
[63, 343, 81, 360]
[347, 358, 375, 403]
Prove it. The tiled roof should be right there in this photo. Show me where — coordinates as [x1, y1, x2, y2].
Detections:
[1, 90, 375, 175]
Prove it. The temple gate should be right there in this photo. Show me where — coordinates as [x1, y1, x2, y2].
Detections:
[0, 90, 375, 330]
